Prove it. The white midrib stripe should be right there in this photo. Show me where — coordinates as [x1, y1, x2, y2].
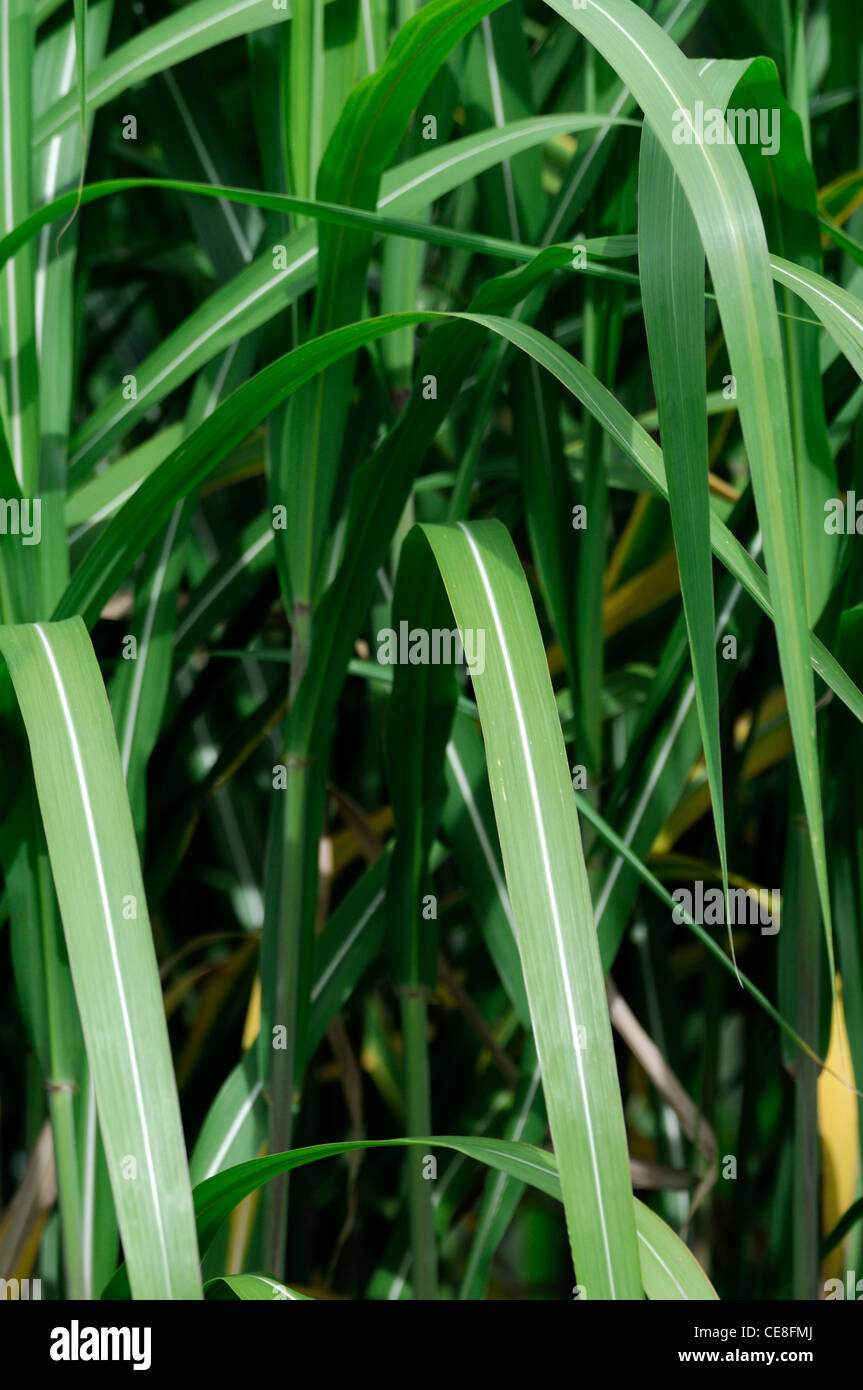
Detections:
[0, 3, 12, 236]
[1, 0, 24, 488]
[180, 493, 267, 930]
[68, 480, 142, 542]
[33, 623, 173, 1295]
[564, 0, 739, 282]
[36, 27, 78, 353]
[388, 1253, 410, 1301]
[120, 502, 184, 777]
[455, 521, 617, 1295]
[360, 0, 375, 74]
[482, 17, 519, 242]
[164, 70, 253, 264]
[543, 95, 631, 244]
[583, 0, 758, 304]
[212, 784, 264, 928]
[594, 534, 762, 924]
[542, 0, 703, 244]
[311, 890, 384, 1003]
[69, 246, 317, 466]
[203, 1079, 263, 1180]
[637, 1229, 687, 1298]
[687, 68, 861, 344]
[71, 120, 569, 469]
[39, 0, 268, 145]
[247, 1273, 303, 1300]
[204, 340, 239, 415]
[772, 259, 863, 338]
[445, 740, 517, 937]
[173, 660, 263, 926]
[594, 672, 696, 925]
[377, 122, 573, 208]
[463, 1143, 556, 1187]
[585, 2, 808, 667]
[174, 525, 274, 645]
[464, 1066, 542, 1286]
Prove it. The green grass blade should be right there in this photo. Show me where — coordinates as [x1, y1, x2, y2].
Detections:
[276, 0, 509, 618]
[189, 1050, 266, 1187]
[458, 1045, 545, 1299]
[419, 519, 642, 1299]
[39, 112, 623, 478]
[455, 310, 863, 727]
[637, 123, 731, 970]
[307, 854, 388, 1059]
[575, 789, 836, 1067]
[110, 501, 194, 832]
[55, 299, 863, 747]
[703, 58, 837, 626]
[104, 1135, 713, 1300]
[547, 0, 838, 1070]
[33, 0, 114, 615]
[442, 714, 529, 1025]
[0, 0, 38, 501]
[34, 0, 298, 147]
[634, 1199, 718, 1300]
[0, 618, 202, 1299]
[205, 1274, 312, 1300]
[769, 254, 863, 380]
[384, 538, 458, 1298]
[0, 772, 87, 1295]
[289, 0, 325, 209]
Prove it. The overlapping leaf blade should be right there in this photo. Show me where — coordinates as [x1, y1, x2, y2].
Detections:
[0, 619, 202, 1300]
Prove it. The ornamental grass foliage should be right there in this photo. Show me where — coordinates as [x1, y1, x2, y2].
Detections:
[0, 0, 862, 1303]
